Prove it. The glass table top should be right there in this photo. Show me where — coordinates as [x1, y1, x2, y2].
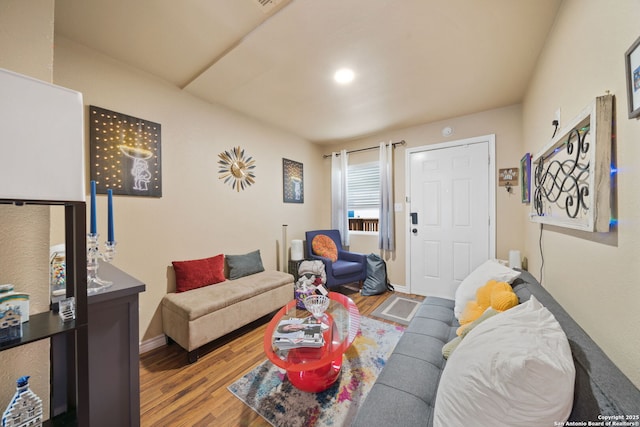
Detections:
[264, 292, 360, 372]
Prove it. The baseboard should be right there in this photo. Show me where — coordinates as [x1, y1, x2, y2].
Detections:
[391, 283, 409, 294]
[139, 334, 166, 354]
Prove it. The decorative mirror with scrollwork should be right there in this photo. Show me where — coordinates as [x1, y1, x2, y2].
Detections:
[217, 146, 256, 192]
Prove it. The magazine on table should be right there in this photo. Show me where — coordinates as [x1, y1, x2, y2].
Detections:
[273, 317, 328, 349]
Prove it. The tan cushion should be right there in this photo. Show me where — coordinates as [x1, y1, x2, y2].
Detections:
[162, 270, 293, 321]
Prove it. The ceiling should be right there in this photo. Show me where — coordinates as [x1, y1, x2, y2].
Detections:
[54, 0, 562, 144]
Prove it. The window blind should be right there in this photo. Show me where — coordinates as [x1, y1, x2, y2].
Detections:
[348, 162, 380, 210]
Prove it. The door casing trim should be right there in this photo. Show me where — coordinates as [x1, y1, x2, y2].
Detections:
[404, 134, 496, 294]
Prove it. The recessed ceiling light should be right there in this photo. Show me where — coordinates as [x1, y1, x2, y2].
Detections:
[334, 68, 355, 84]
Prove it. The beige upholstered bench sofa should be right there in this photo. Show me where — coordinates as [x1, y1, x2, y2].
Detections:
[161, 251, 294, 363]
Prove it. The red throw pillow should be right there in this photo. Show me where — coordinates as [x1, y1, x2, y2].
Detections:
[172, 254, 225, 292]
[312, 235, 338, 262]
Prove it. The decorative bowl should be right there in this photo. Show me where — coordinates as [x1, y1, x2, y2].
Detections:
[304, 295, 330, 319]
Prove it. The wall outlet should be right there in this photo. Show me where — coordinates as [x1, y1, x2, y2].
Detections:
[554, 108, 561, 127]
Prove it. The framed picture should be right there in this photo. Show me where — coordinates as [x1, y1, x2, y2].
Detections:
[283, 158, 303, 203]
[89, 106, 162, 197]
[498, 168, 518, 187]
[520, 153, 531, 203]
[625, 35, 640, 119]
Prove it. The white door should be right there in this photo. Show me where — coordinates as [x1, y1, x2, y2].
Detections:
[408, 136, 495, 298]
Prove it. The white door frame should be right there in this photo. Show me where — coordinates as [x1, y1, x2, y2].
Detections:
[404, 134, 496, 294]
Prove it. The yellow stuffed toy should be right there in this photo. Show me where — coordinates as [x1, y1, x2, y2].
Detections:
[457, 279, 518, 335]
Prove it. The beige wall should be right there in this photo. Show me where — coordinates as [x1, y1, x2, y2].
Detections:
[0, 0, 53, 82]
[522, 0, 640, 388]
[51, 37, 326, 342]
[4, 0, 637, 403]
[325, 104, 527, 288]
[0, 0, 54, 417]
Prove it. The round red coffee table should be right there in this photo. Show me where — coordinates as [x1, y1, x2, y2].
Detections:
[263, 292, 360, 392]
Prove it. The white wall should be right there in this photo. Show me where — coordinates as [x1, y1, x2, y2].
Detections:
[52, 37, 326, 342]
[522, 0, 640, 388]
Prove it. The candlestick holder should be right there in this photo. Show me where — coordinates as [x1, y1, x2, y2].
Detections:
[87, 233, 116, 295]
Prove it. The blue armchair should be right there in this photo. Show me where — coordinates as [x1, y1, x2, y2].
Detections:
[305, 229, 367, 289]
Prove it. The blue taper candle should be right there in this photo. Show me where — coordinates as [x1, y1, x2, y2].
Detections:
[90, 181, 97, 234]
[107, 189, 114, 243]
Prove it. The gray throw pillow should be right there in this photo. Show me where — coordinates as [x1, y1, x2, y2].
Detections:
[225, 249, 265, 280]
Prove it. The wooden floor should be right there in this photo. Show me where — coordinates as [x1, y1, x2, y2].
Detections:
[139, 287, 423, 427]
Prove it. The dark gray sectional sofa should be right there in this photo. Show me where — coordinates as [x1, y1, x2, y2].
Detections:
[353, 270, 640, 426]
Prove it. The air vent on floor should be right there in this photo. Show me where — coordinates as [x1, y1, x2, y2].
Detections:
[253, 0, 283, 13]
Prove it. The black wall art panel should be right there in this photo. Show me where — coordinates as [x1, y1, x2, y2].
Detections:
[89, 105, 162, 197]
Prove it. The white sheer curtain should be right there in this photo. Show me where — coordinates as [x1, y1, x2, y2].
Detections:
[379, 142, 395, 251]
[331, 150, 350, 246]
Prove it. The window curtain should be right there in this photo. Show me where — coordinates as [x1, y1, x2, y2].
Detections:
[331, 150, 350, 246]
[379, 142, 395, 251]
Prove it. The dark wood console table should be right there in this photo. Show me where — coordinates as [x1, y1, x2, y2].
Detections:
[52, 261, 145, 427]
[88, 262, 145, 427]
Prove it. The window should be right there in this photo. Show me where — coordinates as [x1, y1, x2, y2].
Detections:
[348, 161, 379, 231]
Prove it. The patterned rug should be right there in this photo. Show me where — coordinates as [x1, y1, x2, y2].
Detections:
[370, 294, 422, 326]
[228, 316, 404, 427]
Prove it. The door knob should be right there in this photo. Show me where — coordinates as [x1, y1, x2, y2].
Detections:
[412, 228, 418, 234]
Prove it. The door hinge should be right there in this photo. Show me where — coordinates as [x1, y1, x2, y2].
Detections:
[406, 196, 411, 203]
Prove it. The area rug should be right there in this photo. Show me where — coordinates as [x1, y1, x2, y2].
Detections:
[227, 316, 404, 427]
[370, 294, 422, 326]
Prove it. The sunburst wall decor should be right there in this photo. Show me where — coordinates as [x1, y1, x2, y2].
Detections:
[218, 146, 256, 192]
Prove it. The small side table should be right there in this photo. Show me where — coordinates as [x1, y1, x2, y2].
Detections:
[288, 259, 305, 281]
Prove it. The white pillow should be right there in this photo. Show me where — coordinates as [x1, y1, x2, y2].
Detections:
[453, 259, 520, 319]
[434, 296, 575, 427]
